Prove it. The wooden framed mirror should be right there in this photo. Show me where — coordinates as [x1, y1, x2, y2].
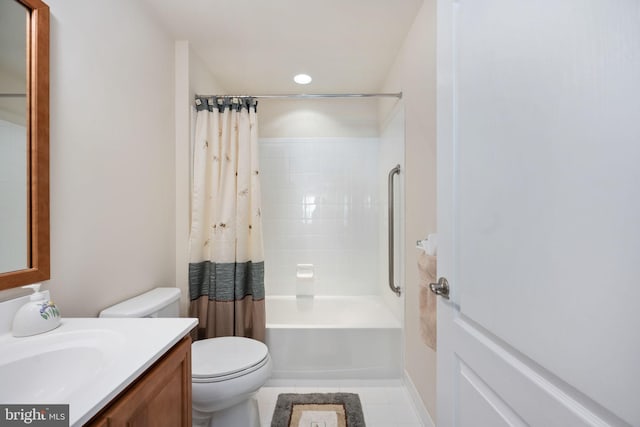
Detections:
[0, 0, 49, 290]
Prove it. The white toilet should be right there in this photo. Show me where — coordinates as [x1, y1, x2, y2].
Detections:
[99, 287, 272, 427]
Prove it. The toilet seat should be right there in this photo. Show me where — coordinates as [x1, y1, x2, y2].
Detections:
[192, 337, 270, 383]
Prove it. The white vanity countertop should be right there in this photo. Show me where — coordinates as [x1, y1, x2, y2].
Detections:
[0, 317, 197, 426]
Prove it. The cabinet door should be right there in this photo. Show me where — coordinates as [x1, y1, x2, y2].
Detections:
[91, 336, 192, 427]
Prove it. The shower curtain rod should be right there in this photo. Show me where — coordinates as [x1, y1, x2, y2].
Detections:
[195, 92, 402, 99]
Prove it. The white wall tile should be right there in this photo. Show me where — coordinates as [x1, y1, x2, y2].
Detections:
[260, 137, 381, 296]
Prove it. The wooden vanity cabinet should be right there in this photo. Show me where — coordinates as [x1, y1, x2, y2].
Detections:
[87, 336, 192, 427]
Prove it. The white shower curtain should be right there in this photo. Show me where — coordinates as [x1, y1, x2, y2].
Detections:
[188, 96, 265, 341]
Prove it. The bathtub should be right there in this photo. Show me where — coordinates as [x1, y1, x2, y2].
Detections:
[264, 296, 402, 379]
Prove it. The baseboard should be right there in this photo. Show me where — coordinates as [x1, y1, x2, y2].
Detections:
[403, 370, 436, 427]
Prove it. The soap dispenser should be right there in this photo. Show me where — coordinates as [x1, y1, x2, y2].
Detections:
[12, 283, 61, 337]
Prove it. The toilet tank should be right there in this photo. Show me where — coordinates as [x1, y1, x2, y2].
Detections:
[99, 287, 181, 318]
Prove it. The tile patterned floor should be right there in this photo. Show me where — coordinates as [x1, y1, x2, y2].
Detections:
[255, 380, 425, 427]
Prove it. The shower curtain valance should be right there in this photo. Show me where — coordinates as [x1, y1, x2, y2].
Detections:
[195, 96, 258, 113]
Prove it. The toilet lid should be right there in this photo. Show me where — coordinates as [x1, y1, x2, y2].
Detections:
[192, 336, 269, 379]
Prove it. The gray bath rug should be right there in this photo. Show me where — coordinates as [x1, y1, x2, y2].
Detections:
[271, 393, 366, 427]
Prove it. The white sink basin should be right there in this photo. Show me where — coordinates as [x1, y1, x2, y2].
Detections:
[0, 318, 196, 426]
[0, 329, 125, 402]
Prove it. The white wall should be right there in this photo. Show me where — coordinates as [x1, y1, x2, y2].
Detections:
[188, 48, 226, 101]
[260, 137, 380, 296]
[380, 0, 437, 421]
[45, 0, 176, 316]
[259, 99, 379, 138]
[174, 43, 227, 315]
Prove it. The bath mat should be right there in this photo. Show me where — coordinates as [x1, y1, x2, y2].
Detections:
[271, 393, 366, 427]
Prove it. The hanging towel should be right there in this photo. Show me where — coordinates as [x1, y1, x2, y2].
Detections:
[417, 233, 438, 256]
[418, 251, 437, 350]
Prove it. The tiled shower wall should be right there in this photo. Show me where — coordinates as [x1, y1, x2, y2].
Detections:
[259, 137, 381, 296]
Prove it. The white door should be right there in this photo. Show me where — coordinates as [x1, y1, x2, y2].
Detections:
[436, 1, 640, 426]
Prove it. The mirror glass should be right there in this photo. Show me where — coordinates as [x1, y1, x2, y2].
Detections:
[0, 0, 49, 291]
[0, 1, 29, 273]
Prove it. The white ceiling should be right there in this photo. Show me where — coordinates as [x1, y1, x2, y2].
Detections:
[140, 0, 424, 94]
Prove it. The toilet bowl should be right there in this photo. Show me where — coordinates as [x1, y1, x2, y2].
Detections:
[191, 336, 272, 427]
[99, 288, 272, 427]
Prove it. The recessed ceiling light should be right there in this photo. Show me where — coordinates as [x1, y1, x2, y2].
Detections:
[293, 74, 312, 85]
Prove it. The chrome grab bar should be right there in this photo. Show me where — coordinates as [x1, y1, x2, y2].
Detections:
[388, 164, 401, 297]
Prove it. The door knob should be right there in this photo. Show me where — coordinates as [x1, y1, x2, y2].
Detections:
[429, 277, 450, 299]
